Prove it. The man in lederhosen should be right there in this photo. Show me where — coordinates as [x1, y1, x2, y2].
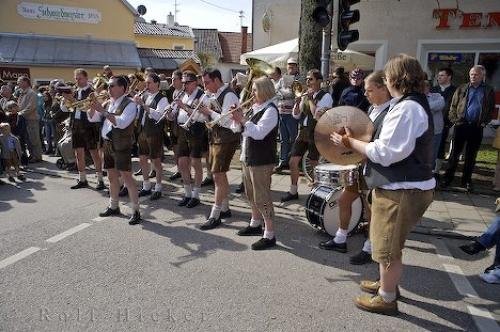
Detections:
[133, 73, 169, 201]
[89, 76, 141, 225]
[175, 71, 209, 208]
[61, 68, 104, 190]
[198, 68, 241, 230]
[281, 69, 333, 202]
[166, 70, 184, 181]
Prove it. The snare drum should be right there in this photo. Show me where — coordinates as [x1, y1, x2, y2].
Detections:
[314, 164, 359, 187]
[305, 185, 362, 236]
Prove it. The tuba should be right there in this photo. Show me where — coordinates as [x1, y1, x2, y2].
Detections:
[128, 71, 146, 94]
[239, 58, 274, 104]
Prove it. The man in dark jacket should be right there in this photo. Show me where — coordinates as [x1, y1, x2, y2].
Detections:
[338, 68, 370, 112]
[431, 67, 456, 173]
[442, 65, 496, 192]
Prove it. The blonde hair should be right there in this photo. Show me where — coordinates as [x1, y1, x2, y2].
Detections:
[74, 68, 88, 78]
[384, 54, 425, 94]
[252, 76, 276, 102]
[364, 70, 386, 88]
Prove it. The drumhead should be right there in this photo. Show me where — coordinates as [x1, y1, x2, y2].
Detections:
[322, 189, 363, 236]
[315, 163, 357, 172]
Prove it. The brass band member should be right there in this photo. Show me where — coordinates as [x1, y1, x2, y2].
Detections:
[60, 68, 104, 190]
[198, 68, 241, 230]
[333, 54, 434, 315]
[281, 69, 333, 202]
[232, 76, 279, 250]
[167, 70, 184, 181]
[319, 71, 391, 265]
[133, 73, 169, 201]
[89, 76, 142, 225]
[175, 71, 209, 208]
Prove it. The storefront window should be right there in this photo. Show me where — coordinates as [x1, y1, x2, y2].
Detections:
[427, 52, 475, 87]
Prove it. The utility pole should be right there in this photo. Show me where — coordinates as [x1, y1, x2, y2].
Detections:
[174, 0, 179, 23]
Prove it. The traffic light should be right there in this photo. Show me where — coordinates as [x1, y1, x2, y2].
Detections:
[337, 0, 360, 51]
[312, 5, 330, 28]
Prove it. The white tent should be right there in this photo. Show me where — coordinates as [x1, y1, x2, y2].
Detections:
[240, 38, 375, 72]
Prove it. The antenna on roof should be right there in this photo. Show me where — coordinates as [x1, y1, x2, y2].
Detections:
[174, 0, 179, 23]
[239, 10, 245, 27]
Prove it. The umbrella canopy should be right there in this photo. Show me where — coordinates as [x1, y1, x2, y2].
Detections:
[240, 38, 374, 72]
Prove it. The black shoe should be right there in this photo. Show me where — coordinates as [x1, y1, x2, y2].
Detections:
[201, 177, 214, 187]
[118, 185, 128, 197]
[138, 188, 152, 197]
[0, 179, 5, 185]
[169, 172, 181, 181]
[95, 181, 106, 191]
[134, 169, 143, 176]
[237, 225, 263, 236]
[274, 163, 288, 173]
[235, 182, 245, 194]
[8, 176, 15, 182]
[200, 217, 221, 230]
[319, 239, 347, 253]
[128, 211, 142, 225]
[251, 237, 276, 250]
[186, 197, 200, 208]
[281, 192, 299, 202]
[70, 180, 88, 189]
[99, 207, 121, 217]
[464, 182, 474, 193]
[219, 209, 232, 219]
[459, 240, 486, 255]
[441, 177, 453, 188]
[148, 170, 156, 178]
[102, 171, 107, 177]
[150, 191, 162, 201]
[485, 262, 500, 274]
[350, 250, 373, 265]
[178, 196, 191, 207]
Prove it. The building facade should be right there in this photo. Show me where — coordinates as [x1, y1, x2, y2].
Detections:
[252, 0, 499, 97]
[0, 0, 142, 84]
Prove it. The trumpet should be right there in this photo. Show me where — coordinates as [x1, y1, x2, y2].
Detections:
[155, 89, 186, 124]
[205, 96, 254, 129]
[59, 91, 110, 111]
[180, 94, 208, 130]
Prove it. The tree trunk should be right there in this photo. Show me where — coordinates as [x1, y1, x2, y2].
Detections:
[298, 0, 328, 74]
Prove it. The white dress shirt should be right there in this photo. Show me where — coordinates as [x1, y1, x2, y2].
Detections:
[101, 95, 137, 139]
[368, 100, 391, 122]
[209, 84, 240, 131]
[177, 87, 208, 124]
[139, 92, 169, 126]
[293, 90, 333, 126]
[238, 100, 279, 162]
[365, 97, 436, 190]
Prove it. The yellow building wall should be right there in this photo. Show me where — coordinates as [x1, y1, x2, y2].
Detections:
[0, 0, 135, 41]
[4, 66, 138, 84]
[135, 35, 194, 50]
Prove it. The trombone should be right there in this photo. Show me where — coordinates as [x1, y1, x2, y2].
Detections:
[205, 96, 254, 129]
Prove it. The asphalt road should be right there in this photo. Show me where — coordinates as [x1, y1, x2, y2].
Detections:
[0, 172, 499, 332]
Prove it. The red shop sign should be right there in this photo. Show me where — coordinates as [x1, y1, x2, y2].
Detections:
[433, 8, 500, 29]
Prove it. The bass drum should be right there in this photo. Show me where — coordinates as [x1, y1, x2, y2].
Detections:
[305, 185, 362, 236]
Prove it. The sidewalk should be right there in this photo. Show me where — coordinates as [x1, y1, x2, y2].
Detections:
[22, 151, 497, 240]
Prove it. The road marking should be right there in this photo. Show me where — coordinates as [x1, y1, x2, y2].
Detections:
[91, 217, 107, 222]
[0, 247, 40, 269]
[432, 238, 454, 260]
[45, 223, 91, 243]
[467, 305, 500, 332]
[442, 264, 478, 298]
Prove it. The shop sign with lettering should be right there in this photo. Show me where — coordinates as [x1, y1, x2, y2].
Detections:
[17, 2, 102, 24]
[428, 53, 463, 63]
[0, 67, 31, 81]
[433, 8, 500, 29]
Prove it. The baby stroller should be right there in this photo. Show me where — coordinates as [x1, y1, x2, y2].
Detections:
[56, 119, 76, 171]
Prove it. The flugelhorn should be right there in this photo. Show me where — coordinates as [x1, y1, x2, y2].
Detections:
[180, 94, 208, 130]
[205, 96, 255, 129]
[154, 89, 186, 124]
[59, 91, 110, 111]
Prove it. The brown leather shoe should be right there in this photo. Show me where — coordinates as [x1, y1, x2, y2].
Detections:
[355, 294, 398, 316]
[360, 280, 401, 299]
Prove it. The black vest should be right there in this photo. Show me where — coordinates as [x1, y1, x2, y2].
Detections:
[368, 104, 390, 140]
[70, 86, 93, 127]
[245, 103, 278, 166]
[137, 92, 165, 137]
[364, 94, 434, 188]
[186, 89, 206, 138]
[109, 97, 135, 152]
[210, 86, 241, 144]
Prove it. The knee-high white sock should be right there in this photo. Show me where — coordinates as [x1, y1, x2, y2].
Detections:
[79, 172, 87, 182]
[209, 205, 221, 219]
[184, 184, 192, 198]
[250, 218, 262, 227]
[142, 180, 152, 191]
[263, 229, 275, 240]
[290, 184, 298, 195]
[192, 186, 200, 199]
[221, 198, 229, 212]
[362, 239, 372, 253]
[109, 198, 119, 209]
